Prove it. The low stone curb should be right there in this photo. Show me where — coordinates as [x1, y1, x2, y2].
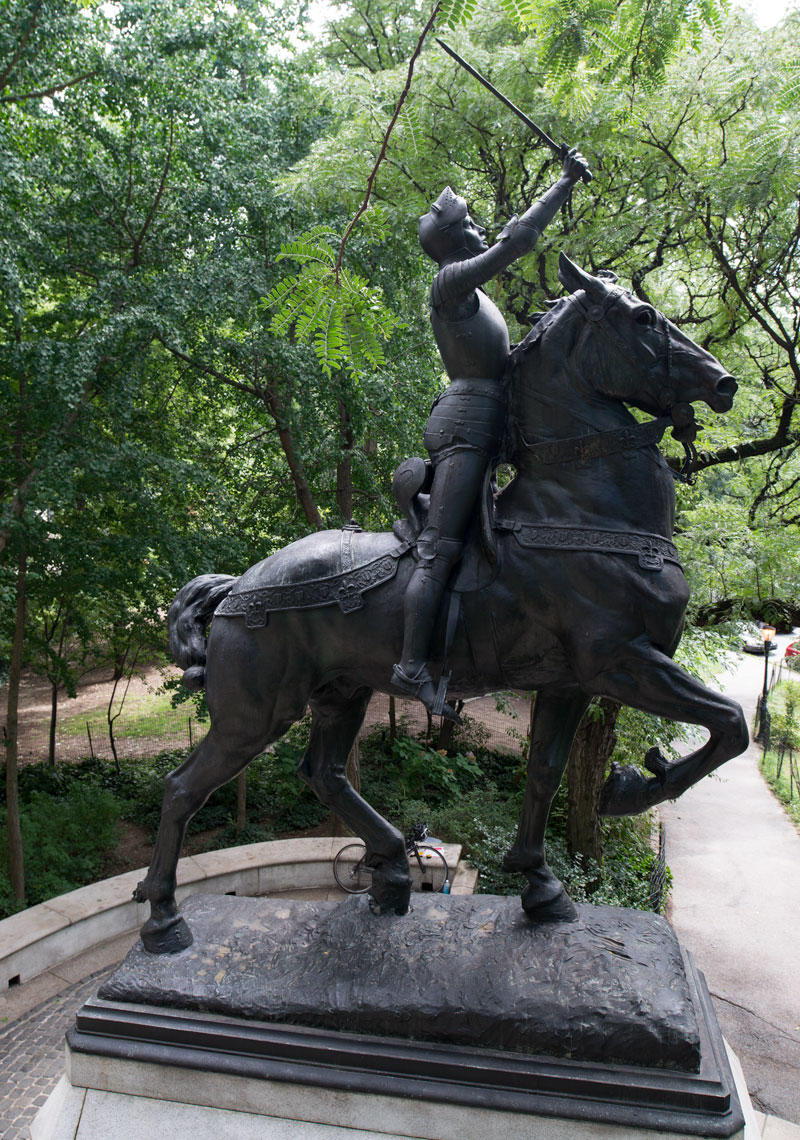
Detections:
[0, 837, 468, 990]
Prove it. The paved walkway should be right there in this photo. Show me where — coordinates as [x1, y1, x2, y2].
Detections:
[661, 638, 800, 1125]
[1, 967, 113, 1139]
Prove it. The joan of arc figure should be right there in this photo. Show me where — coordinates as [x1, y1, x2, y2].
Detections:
[391, 147, 591, 718]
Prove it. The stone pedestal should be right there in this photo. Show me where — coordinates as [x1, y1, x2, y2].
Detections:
[34, 894, 750, 1139]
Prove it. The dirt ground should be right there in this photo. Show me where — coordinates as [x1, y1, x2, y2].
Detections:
[14, 663, 187, 765]
[13, 664, 528, 767]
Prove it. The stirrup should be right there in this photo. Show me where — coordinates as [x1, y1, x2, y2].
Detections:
[391, 664, 461, 724]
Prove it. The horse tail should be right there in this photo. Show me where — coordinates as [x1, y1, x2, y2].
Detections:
[168, 573, 237, 691]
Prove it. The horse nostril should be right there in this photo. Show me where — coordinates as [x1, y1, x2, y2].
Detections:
[717, 376, 738, 401]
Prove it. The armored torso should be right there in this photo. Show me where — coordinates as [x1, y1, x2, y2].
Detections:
[429, 287, 510, 381]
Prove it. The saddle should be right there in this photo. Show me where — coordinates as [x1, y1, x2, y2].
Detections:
[214, 461, 500, 635]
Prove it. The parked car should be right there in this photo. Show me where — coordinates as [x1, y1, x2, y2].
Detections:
[741, 624, 778, 654]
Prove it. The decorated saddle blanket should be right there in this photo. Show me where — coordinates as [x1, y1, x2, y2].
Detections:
[214, 525, 412, 629]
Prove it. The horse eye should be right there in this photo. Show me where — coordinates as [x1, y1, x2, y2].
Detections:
[636, 307, 656, 326]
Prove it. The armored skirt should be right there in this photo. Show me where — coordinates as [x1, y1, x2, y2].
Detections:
[423, 376, 506, 464]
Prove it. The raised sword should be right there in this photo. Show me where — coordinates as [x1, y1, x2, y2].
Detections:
[436, 38, 593, 184]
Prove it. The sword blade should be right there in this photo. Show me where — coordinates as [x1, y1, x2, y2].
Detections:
[436, 38, 562, 156]
[436, 38, 592, 183]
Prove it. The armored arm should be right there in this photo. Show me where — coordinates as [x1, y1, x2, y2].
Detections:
[435, 150, 589, 303]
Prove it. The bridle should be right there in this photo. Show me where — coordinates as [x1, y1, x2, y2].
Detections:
[512, 288, 699, 483]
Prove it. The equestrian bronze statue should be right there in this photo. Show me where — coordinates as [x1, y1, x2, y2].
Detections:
[134, 190, 746, 954]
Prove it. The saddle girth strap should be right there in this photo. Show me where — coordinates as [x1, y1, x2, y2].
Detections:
[496, 520, 680, 572]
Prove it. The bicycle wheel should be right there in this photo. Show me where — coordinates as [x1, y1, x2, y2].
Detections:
[333, 843, 372, 894]
[409, 845, 448, 893]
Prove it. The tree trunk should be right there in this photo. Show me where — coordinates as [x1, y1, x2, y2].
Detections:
[264, 386, 323, 530]
[566, 698, 621, 865]
[236, 770, 247, 833]
[336, 399, 354, 522]
[5, 546, 27, 906]
[48, 681, 58, 766]
[388, 696, 396, 745]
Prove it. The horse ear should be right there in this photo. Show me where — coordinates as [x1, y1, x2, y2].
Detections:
[558, 252, 606, 300]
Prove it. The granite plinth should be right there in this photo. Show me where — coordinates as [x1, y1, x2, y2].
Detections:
[99, 892, 698, 1071]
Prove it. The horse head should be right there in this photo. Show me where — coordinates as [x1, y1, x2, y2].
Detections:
[557, 253, 737, 417]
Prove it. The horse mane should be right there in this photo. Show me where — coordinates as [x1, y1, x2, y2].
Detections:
[507, 296, 572, 371]
[500, 295, 579, 464]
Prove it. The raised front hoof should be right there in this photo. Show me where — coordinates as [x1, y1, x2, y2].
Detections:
[140, 912, 193, 954]
[600, 761, 663, 817]
[644, 747, 670, 783]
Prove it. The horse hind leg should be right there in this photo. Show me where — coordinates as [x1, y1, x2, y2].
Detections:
[298, 683, 411, 916]
[134, 721, 276, 953]
[591, 638, 748, 817]
[503, 688, 590, 923]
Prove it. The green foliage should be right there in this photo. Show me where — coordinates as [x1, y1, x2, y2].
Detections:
[358, 724, 665, 910]
[265, 228, 403, 375]
[0, 786, 119, 916]
[759, 680, 800, 831]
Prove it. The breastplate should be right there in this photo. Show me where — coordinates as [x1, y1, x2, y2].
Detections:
[430, 290, 510, 381]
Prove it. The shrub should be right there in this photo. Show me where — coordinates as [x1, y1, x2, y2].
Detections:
[0, 785, 119, 917]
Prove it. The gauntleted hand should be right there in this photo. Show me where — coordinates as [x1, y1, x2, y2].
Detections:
[561, 146, 592, 184]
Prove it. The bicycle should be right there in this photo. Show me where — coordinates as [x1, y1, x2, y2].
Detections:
[333, 823, 449, 895]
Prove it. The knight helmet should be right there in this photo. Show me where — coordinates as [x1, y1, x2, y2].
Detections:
[419, 186, 469, 263]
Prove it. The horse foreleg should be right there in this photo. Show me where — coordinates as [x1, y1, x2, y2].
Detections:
[503, 688, 590, 923]
[298, 683, 410, 916]
[589, 637, 748, 817]
[134, 725, 268, 952]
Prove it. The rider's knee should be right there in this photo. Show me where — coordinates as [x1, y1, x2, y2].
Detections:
[416, 525, 463, 575]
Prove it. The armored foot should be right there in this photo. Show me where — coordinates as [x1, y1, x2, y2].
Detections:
[390, 664, 461, 724]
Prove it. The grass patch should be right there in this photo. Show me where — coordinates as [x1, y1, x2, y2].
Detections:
[58, 687, 201, 741]
[759, 679, 800, 830]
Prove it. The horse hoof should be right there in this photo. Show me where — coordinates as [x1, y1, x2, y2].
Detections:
[520, 866, 577, 924]
[522, 886, 578, 924]
[368, 872, 411, 916]
[599, 762, 657, 816]
[645, 747, 670, 784]
[140, 913, 193, 954]
[368, 892, 410, 916]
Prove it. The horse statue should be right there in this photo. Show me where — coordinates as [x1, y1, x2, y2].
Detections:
[134, 254, 747, 953]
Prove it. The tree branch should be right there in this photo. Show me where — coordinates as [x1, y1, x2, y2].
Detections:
[334, 0, 441, 278]
[0, 0, 43, 93]
[0, 69, 98, 104]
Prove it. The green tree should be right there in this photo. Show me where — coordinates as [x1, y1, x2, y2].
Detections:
[0, 0, 309, 903]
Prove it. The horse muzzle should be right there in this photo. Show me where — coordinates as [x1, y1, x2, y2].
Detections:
[710, 375, 737, 412]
